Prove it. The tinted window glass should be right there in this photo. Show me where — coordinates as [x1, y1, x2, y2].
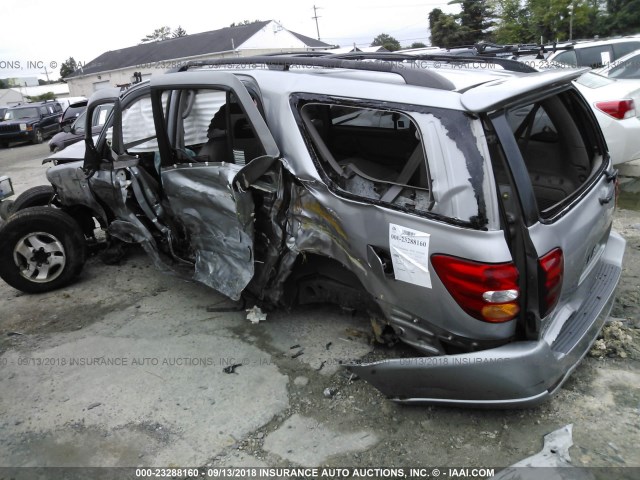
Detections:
[577, 46, 613, 67]
[612, 42, 640, 58]
[553, 51, 577, 67]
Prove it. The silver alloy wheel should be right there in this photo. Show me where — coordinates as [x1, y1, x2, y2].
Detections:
[35, 129, 43, 143]
[13, 231, 66, 283]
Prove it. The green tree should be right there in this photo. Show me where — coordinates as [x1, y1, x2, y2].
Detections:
[429, 8, 466, 48]
[493, 0, 531, 44]
[409, 42, 428, 49]
[140, 26, 172, 43]
[172, 26, 187, 38]
[449, 0, 495, 44]
[524, 0, 601, 43]
[26, 92, 56, 102]
[59, 57, 78, 79]
[600, 0, 640, 35]
[371, 33, 402, 51]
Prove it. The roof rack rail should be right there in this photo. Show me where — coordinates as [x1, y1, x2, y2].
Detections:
[414, 41, 576, 61]
[328, 51, 537, 74]
[174, 55, 456, 90]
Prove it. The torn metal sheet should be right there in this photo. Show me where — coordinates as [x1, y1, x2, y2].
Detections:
[491, 424, 596, 480]
[432, 109, 489, 228]
[45, 162, 108, 225]
[107, 220, 173, 274]
[161, 164, 255, 301]
[388, 223, 431, 288]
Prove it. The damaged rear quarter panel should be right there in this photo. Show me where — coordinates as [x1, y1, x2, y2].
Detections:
[264, 136, 515, 349]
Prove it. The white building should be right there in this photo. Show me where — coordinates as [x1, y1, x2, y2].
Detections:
[0, 83, 70, 106]
[65, 20, 333, 97]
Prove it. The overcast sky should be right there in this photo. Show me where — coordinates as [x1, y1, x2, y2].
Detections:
[0, 0, 459, 82]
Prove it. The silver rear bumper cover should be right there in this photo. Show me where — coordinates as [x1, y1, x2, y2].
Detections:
[347, 231, 626, 408]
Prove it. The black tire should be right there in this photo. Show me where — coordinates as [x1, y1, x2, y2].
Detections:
[10, 185, 56, 214]
[32, 128, 43, 144]
[0, 206, 86, 293]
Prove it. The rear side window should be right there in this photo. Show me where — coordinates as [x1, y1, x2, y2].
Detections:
[553, 51, 577, 67]
[504, 91, 604, 217]
[612, 41, 640, 58]
[299, 102, 433, 213]
[577, 46, 613, 67]
[295, 97, 497, 228]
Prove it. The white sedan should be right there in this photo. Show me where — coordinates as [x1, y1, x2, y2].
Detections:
[573, 49, 640, 165]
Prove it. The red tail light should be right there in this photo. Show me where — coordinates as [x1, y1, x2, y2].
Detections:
[539, 248, 563, 318]
[595, 99, 636, 119]
[431, 255, 520, 323]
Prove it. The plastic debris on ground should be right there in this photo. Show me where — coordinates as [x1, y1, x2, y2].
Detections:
[246, 306, 267, 324]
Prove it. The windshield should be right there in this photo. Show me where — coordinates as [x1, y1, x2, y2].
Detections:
[5, 107, 39, 120]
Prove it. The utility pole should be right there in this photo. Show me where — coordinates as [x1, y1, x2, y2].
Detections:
[312, 5, 321, 41]
[568, 2, 574, 41]
[40, 66, 52, 83]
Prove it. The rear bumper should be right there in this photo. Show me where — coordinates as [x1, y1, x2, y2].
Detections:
[347, 231, 626, 408]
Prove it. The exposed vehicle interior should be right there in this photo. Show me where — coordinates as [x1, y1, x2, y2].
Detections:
[299, 102, 433, 212]
[504, 92, 602, 216]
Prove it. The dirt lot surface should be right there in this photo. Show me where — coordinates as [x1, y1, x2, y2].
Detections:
[0, 144, 639, 476]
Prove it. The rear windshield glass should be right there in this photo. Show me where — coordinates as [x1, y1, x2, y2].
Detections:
[503, 91, 604, 218]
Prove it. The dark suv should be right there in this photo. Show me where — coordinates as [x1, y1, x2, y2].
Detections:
[0, 101, 63, 147]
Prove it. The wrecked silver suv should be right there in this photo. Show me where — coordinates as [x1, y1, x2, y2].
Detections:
[0, 55, 626, 407]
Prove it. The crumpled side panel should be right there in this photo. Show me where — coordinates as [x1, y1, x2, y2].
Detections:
[263, 179, 368, 302]
[46, 162, 108, 225]
[108, 219, 174, 274]
[161, 165, 254, 301]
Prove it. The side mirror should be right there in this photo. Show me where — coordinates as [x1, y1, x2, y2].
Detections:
[63, 125, 71, 133]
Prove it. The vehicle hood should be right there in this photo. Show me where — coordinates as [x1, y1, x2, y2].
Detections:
[44, 137, 90, 164]
[49, 130, 82, 145]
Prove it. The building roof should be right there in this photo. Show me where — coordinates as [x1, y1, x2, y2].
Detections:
[289, 31, 333, 48]
[68, 21, 333, 78]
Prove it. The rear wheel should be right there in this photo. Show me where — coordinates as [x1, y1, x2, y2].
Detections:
[10, 185, 56, 213]
[0, 207, 86, 293]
